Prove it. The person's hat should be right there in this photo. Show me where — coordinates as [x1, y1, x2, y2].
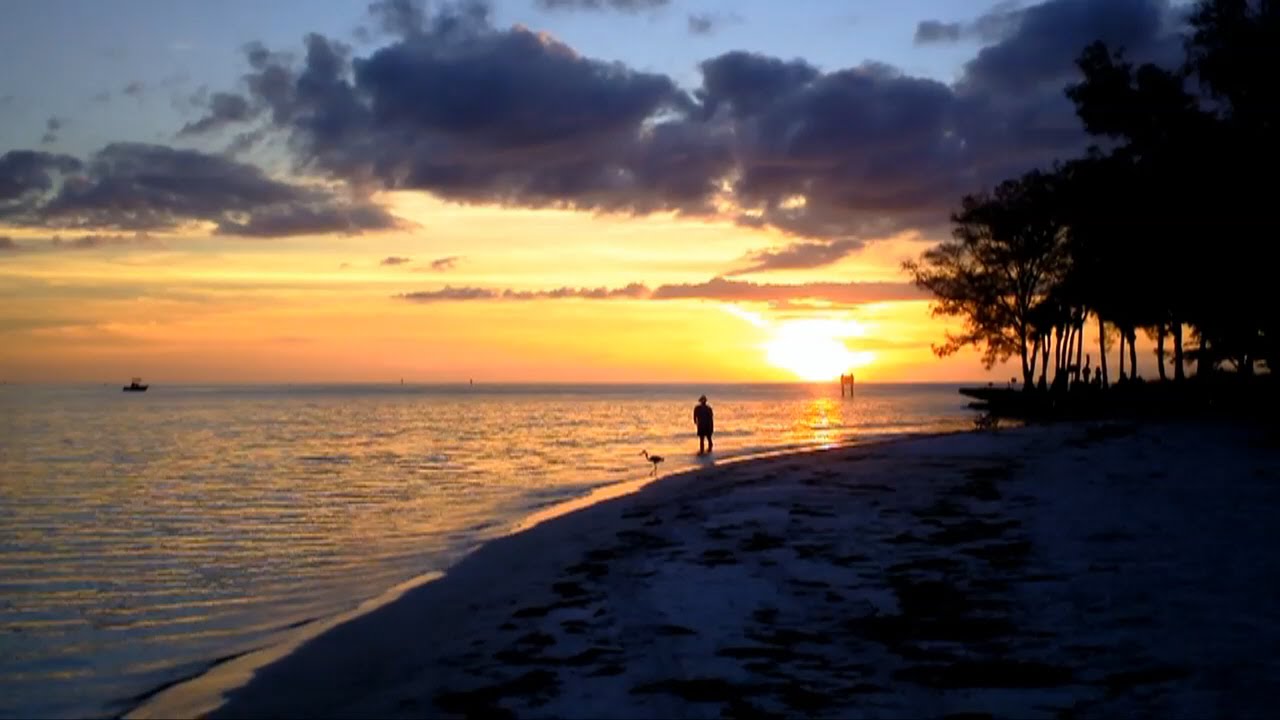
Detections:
[698, 395, 707, 402]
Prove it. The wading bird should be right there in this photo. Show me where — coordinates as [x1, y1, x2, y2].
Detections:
[640, 450, 664, 476]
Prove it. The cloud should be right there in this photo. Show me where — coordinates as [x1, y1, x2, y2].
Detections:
[216, 202, 402, 238]
[170, 0, 1185, 267]
[41, 116, 65, 145]
[0, 150, 83, 207]
[429, 255, 460, 270]
[0, 143, 401, 237]
[400, 283, 649, 302]
[687, 11, 741, 36]
[732, 238, 868, 274]
[536, 0, 669, 12]
[178, 92, 256, 136]
[49, 233, 163, 250]
[650, 277, 926, 304]
[368, 0, 428, 37]
[397, 278, 922, 305]
[224, 129, 268, 156]
[122, 81, 145, 98]
[914, 20, 963, 44]
[0, 233, 163, 254]
[400, 286, 499, 301]
[230, 11, 720, 215]
[688, 13, 715, 35]
[959, 0, 1178, 94]
[90, 90, 113, 104]
[381, 255, 412, 265]
[914, 3, 1021, 45]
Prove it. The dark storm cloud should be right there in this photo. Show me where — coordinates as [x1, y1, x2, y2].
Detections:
[230, 6, 712, 213]
[960, 0, 1178, 94]
[0, 143, 400, 237]
[178, 92, 256, 136]
[695, 51, 820, 118]
[181, 0, 1186, 268]
[0, 150, 83, 205]
[381, 255, 411, 265]
[536, 0, 669, 12]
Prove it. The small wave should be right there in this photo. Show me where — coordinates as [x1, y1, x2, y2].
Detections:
[295, 455, 351, 465]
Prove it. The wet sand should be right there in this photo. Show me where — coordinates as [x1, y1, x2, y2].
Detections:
[134, 421, 1280, 719]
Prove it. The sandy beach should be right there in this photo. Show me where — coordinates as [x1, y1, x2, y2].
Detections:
[134, 421, 1280, 719]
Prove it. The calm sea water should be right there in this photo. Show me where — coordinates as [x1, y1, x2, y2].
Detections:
[0, 382, 972, 718]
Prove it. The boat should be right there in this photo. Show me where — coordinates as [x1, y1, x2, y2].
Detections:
[122, 377, 149, 392]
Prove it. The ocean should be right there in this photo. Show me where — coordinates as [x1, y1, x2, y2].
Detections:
[0, 382, 974, 718]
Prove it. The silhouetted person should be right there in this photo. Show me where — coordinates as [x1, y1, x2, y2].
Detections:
[693, 395, 714, 454]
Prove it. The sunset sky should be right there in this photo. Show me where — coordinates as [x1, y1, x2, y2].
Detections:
[0, 0, 1187, 383]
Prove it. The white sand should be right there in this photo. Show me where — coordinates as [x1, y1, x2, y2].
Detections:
[133, 422, 1280, 719]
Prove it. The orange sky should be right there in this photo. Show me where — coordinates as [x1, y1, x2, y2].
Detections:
[1, 193, 1153, 384]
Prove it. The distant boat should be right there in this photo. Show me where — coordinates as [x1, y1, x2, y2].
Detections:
[122, 377, 149, 392]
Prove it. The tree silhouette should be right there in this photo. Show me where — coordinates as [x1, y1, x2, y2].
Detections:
[905, 170, 1068, 389]
[912, 0, 1280, 390]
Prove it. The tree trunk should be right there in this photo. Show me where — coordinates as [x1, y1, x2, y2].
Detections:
[1063, 325, 1074, 372]
[1019, 326, 1033, 389]
[1040, 335, 1051, 387]
[1156, 324, 1168, 382]
[1197, 337, 1210, 379]
[1127, 328, 1138, 380]
[1172, 322, 1185, 381]
[1025, 334, 1038, 389]
[1098, 315, 1109, 388]
[1053, 327, 1064, 382]
[1117, 331, 1127, 380]
[1075, 320, 1085, 381]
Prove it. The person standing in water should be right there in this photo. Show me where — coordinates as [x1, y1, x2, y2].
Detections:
[693, 395, 714, 454]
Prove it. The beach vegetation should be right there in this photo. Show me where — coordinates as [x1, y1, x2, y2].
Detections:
[909, 0, 1278, 402]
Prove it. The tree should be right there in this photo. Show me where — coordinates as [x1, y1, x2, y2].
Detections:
[905, 170, 1069, 388]
[1184, 0, 1280, 375]
[1066, 43, 1214, 381]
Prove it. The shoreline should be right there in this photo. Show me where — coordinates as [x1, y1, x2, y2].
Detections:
[127, 430, 966, 719]
[136, 420, 1280, 718]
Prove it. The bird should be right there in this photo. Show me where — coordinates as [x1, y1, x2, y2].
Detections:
[640, 450, 664, 476]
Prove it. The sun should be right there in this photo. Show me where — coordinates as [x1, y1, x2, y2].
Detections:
[763, 319, 874, 382]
